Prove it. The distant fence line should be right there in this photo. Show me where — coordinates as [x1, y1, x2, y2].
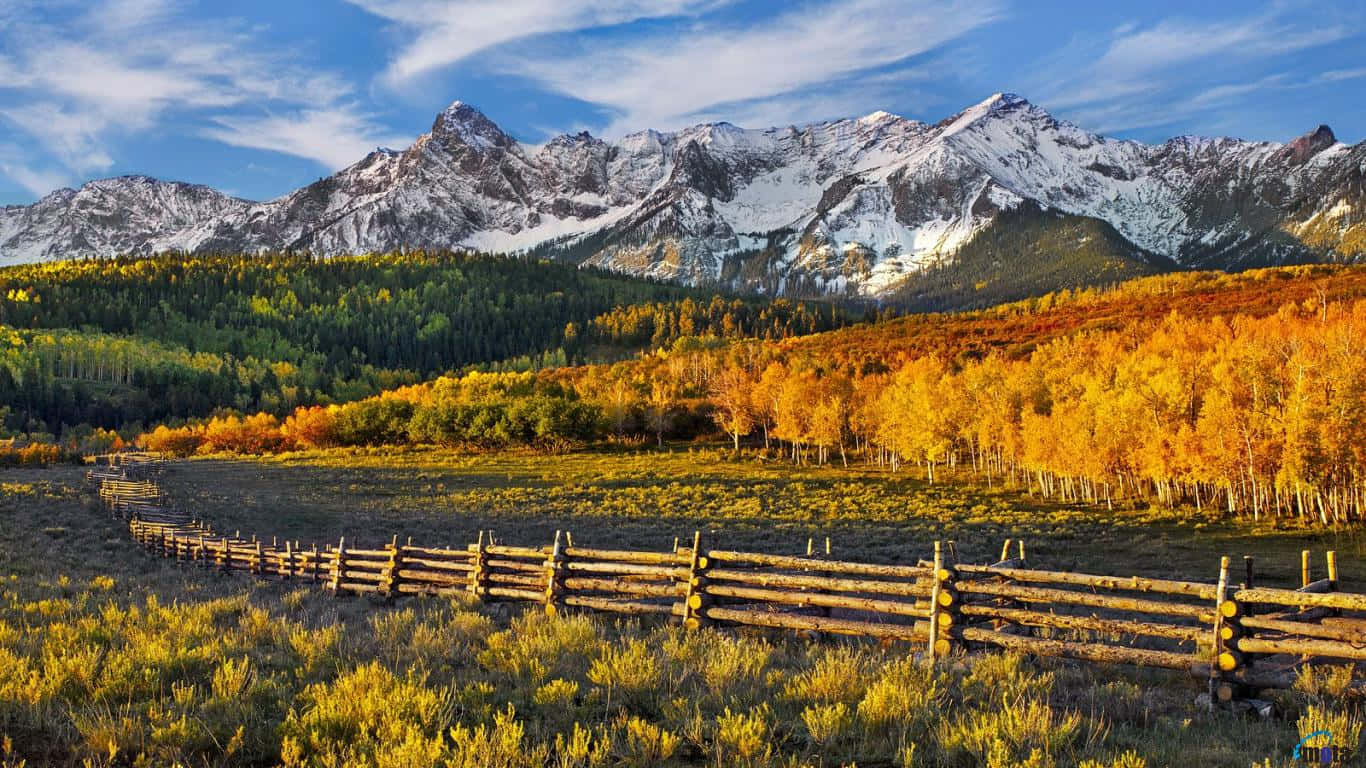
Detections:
[88, 454, 1366, 706]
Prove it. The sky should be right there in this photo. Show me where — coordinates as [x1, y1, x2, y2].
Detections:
[0, 0, 1363, 205]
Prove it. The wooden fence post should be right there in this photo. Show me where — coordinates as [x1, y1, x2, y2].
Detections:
[331, 537, 346, 593]
[1301, 550, 1311, 588]
[932, 541, 958, 659]
[254, 541, 264, 578]
[1327, 551, 1339, 617]
[1209, 556, 1244, 707]
[681, 531, 709, 629]
[283, 540, 293, 580]
[544, 531, 565, 613]
[468, 531, 488, 600]
[382, 534, 403, 598]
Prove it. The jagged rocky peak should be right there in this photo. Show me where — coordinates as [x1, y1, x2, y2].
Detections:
[430, 100, 513, 151]
[940, 92, 1031, 126]
[1279, 124, 1339, 164]
[2, 91, 1363, 293]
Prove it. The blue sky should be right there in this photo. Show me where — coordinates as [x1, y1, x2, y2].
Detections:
[1, 0, 1363, 205]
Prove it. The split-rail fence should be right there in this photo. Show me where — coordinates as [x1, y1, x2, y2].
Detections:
[88, 454, 1365, 705]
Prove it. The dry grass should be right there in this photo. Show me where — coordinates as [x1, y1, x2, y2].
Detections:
[160, 445, 1366, 588]
[0, 456, 1361, 766]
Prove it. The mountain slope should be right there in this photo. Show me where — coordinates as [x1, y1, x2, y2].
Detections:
[0, 176, 249, 265]
[1, 94, 1362, 297]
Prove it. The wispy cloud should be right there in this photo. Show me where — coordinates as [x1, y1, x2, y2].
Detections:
[347, 0, 724, 87]
[205, 106, 412, 170]
[498, 0, 1003, 134]
[0, 144, 73, 199]
[0, 0, 409, 196]
[1034, 3, 1359, 136]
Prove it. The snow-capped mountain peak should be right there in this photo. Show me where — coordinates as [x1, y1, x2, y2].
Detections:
[1, 94, 1362, 294]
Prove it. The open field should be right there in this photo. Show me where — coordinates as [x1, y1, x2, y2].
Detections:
[159, 446, 1366, 591]
[2, 454, 1364, 767]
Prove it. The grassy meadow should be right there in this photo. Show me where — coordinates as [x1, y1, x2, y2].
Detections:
[0, 450, 1363, 766]
[160, 446, 1366, 590]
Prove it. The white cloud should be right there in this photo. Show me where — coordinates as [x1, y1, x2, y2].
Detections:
[0, 0, 407, 196]
[1034, 4, 1358, 136]
[205, 106, 413, 170]
[1319, 67, 1366, 83]
[0, 145, 73, 198]
[2, 103, 115, 173]
[499, 0, 1002, 135]
[347, 0, 724, 87]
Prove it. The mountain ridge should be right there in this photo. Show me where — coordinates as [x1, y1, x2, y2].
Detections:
[1, 93, 1362, 298]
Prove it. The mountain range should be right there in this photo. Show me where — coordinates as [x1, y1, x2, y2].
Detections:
[1, 93, 1362, 300]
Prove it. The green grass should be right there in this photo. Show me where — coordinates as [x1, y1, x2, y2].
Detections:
[160, 445, 1366, 589]
[0, 455, 1362, 766]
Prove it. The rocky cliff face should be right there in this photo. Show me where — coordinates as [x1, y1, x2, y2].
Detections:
[3, 94, 1362, 296]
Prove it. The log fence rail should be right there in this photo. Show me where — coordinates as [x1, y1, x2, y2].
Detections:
[90, 455, 1364, 703]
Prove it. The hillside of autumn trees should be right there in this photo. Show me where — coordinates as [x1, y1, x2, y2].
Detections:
[0, 251, 851, 439]
[143, 264, 1366, 524]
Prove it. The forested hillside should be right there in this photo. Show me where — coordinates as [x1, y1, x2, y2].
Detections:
[881, 204, 1173, 312]
[0, 251, 851, 437]
[145, 264, 1366, 524]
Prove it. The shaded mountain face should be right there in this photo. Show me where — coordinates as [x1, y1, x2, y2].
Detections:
[2, 94, 1362, 296]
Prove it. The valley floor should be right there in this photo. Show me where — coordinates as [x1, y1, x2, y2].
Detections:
[0, 452, 1360, 766]
[160, 445, 1366, 590]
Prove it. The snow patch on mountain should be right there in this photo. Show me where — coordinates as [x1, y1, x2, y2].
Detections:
[1, 95, 1362, 295]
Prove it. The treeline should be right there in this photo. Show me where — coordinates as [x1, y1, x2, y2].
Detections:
[143, 372, 606, 456]
[701, 300, 1366, 523]
[0, 251, 853, 436]
[147, 265, 1366, 525]
[584, 296, 847, 349]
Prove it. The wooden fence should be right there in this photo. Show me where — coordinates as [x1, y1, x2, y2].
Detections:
[91, 456, 1365, 705]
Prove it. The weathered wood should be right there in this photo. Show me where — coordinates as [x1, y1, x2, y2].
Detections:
[330, 538, 346, 592]
[1233, 587, 1366, 613]
[680, 531, 706, 629]
[544, 531, 564, 611]
[484, 573, 545, 588]
[960, 626, 1195, 670]
[382, 535, 403, 597]
[485, 544, 549, 559]
[563, 577, 680, 598]
[1236, 635, 1366, 661]
[562, 547, 687, 565]
[337, 581, 382, 594]
[395, 582, 466, 597]
[959, 604, 1203, 642]
[707, 550, 927, 579]
[928, 541, 944, 660]
[468, 532, 487, 599]
[954, 565, 1219, 600]
[563, 561, 690, 579]
[1209, 556, 1232, 708]
[484, 586, 543, 602]
[703, 583, 930, 617]
[395, 568, 469, 586]
[399, 556, 475, 572]
[704, 606, 929, 641]
[484, 558, 547, 574]
[561, 595, 680, 616]
[958, 581, 1213, 620]
[1241, 615, 1366, 643]
[401, 545, 475, 558]
[706, 568, 930, 597]
[341, 547, 391, 558]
